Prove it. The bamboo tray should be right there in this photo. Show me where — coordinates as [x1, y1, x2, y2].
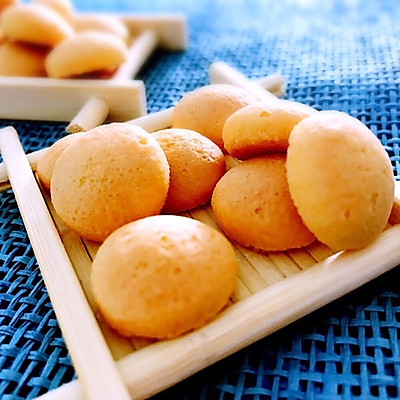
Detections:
[1, 126, 400, 399]
[41, 176, 400, 399]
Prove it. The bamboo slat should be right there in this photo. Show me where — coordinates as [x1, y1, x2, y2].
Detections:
[0, 127, 131, 400]
[0, 77, 146, 122]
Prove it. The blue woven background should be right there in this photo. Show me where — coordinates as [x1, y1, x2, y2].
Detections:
[1, 0, 400, 398]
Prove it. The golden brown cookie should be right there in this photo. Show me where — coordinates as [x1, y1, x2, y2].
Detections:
[286, 110, 394, 251]
[45, 31, 128, 78]
[71, 14, 129, 42]
[36, 132, 86, 191]
[91, 214, 238, 338]
[222, 100, 317, 159]
[0, 41, 47, 76]
[51, 123, 170, 242]
[33, 0, 73, 19]
[1, 4, 74, 47]
[0, 0, 18, 15]
[172, 84, 257, 150]
[211, 155, 315, 252]
[153, 128, 226, 213]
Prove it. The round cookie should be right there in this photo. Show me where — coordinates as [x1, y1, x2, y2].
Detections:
[0, 41, 47, 76]
[153, 128, 226, 213]
[211, 155, 315, 252]
[51, 123, 170, 242]
[36, 132, 86, 191]
[91, 215, 238, 338]
[0, 0, 18, 15]
[286, 110, 394, 251]
[1, 4, 74, 47]
[71, 14, 129, 43]
[172, 84, 257, 150]
[33, 0, 73, 19]
[45, 31, 128, 78]
[223, 100, 317, 159]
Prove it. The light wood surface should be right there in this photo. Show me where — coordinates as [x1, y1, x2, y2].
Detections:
[209, 61, 282, 102]
[0, 77, 146, 122]
[0, 127, 131, 400]
[118, 14, 188, 50]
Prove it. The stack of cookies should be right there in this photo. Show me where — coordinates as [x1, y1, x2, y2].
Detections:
[214, 101, 394, 252]
[0, 0, 128, 77]
[36, 83, 395, 339]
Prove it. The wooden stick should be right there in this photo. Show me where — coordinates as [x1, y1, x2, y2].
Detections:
[209, 61, 282, 102]
[0, 126, 131, 400]
[0, 77, 146, 122]
[126, 107, 174, 131]
[66, 30, 157, 133]
[111, 13, 187, 51]
[255, 73, 286, 97]
[35, 217, 400, 400]
[112, 30, 158, 80]
[65, 97, 110, 134]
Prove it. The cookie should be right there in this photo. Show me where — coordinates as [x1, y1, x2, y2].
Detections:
[0, 41, 47, 76]
[222, 100, 317, 159]
[45, 31, 128, 78]
[172, 84, 257, 150]
[51, 123, 170, 242]
[36, 132, 86, 191]
[71, 14, 129, 42]
[91, 215, 238, 338]
[211, 155, 315, 252]
[1, 4, 74, 47]
[286, 110, 395, 250]
[153, 128, 226, 213]
[33, 0, 73, 19]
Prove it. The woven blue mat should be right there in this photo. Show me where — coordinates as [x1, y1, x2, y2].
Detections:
[1, 0, 400, 399]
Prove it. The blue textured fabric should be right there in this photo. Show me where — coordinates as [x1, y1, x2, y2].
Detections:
[1, 0, 400, 399]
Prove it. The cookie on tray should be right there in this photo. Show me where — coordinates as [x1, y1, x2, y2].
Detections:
[37, 132, 86, 191]
[172, 84, 257, 151]
[45, 31, 128, 78]
[286, 110, 395, 250]
[0, 41, 47, 76]
[91, 215, 238, 338]
[1, 4, 74, 47]
[211, 155, 315, 252]
[51, 123, 170, 242]
[222, 100, 317, 159]
[153, 128, 226, 213]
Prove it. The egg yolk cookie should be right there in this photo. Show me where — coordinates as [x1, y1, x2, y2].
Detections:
[51, 123, 170, 242]
[211, 155, 315, 252]
[172, 84, 257, 150]
[153, 128, 226, 213]
[91, 215, 238, 338]
[286, 110, 394, 251]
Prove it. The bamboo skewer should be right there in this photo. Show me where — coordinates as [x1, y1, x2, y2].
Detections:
[256, 73, 286, 97]
[209, 61, 284, 102]
[112, 30, 158, 80]
[66, 30, 158, 133]
[0, 126, 131, 400]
